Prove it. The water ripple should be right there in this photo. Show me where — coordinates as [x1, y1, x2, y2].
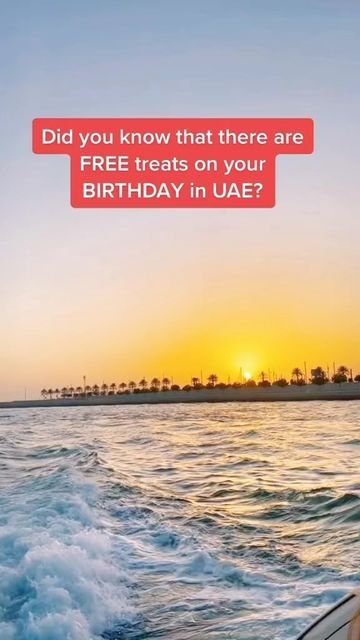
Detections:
[0, 401, 359, 639]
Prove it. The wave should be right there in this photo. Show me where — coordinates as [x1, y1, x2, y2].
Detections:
[1, 403, 360, 639]
[0, 465, 134, 640]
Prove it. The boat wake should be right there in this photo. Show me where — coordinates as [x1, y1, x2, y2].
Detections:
[0, 402, 359, 639]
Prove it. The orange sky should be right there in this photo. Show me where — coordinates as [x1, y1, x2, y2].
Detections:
[2, 244, 359, 399]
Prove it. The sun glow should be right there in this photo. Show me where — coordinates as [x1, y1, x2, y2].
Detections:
[244, 371, 252, 381]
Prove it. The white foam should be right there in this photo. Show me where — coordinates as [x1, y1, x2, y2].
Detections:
[0, 472, 133, 639]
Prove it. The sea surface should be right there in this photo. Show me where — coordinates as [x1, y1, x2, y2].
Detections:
[0, 402, 359, 640]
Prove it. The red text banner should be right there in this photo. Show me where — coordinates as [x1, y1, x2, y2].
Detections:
[32, 118, 314, 209]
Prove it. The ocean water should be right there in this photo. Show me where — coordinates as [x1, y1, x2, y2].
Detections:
[0, 402, 359, 640]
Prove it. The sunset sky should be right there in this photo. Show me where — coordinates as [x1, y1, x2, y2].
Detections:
[1, 1, 360, 400]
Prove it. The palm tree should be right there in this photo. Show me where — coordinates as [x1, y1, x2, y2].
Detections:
[258, 372, 270, 387]
[61, 386, 68, 398]
[272, 378, 289, 387]
[311, 367, 327, 385]
[109, 382, 117, 395]
[75, 386, 82, 396]
[337, 365, 349, 376]
[191, 377, 200, 388]
[85, 385, 92, 396]
[332, 365, 349, 384]
[119, 382, 127, 393]
[150, 377, 161, 390]
[47, 388, 54, 399]
[69, 386, 75, 397]
[92, 384, 99, 395]
[128, 381, 136, 392]
[245, 379, 257, 387]
[292, 367, 303, 383]
[41, 388, 48, 399]
[139, 378, 148, 390]
[54, 388, 60, 398]
[101, 383, 108, 395]
[207, 374, 218, 387]
[162, 377, 170, 390]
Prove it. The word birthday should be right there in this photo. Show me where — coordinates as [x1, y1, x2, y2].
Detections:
[32, 118, 314, 208]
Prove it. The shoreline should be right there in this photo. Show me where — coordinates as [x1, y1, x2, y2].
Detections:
[2, 382, 360, 409]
